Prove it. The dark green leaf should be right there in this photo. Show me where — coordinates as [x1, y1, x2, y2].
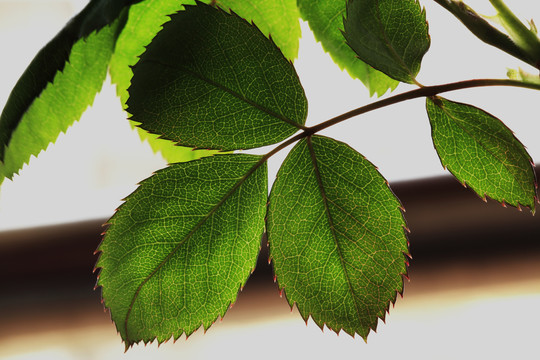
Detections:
[426, 96, 537, 210]
[0, 17, 125, 182]
[110, 0, 212, 163]
[267, 135, 409, 339]
[96, 154, 268, 348]
[297, 0, 398, 96]
[343, 0, 431, 84]
[127, 2, 307, 151]
[0, 0, 138, 177]
[110, 0, 301, 162]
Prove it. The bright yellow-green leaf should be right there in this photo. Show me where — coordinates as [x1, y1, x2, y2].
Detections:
[0, 0, 137, 182]
[0, 17, 125, 182]
[109, 0, 207, 163]
[215, 0, 300, 61]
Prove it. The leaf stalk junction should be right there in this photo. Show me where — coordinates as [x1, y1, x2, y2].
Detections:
[257, 78, 540, 167]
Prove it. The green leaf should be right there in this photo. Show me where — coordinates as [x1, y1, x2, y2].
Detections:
[110, 0, 301, 162]
[0, 0, 142, 179]
[215, 0, 301, 61]
[297, 0, 398, 96]
[0, 16, 126, 182]
[127, 2, 307, 151]
[426, 96, 537, 210]
[76, 0, 143, 35]
[343, 0, 431, 84]
[109, 0, 209, 163]
[96, 154, 268, 348]
[267, 135, 409, 339]
[111, 0, 300, 109]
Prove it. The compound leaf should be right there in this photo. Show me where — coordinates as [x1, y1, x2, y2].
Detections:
[426, 96, 537, 210]
[343, 0, 430, 84]
[0, 14, 127, 182]
[297, 0, 398, 96]
[267, 135, 409, 339]
[96, 154, 267, 348]
[127, 2, 307, 151]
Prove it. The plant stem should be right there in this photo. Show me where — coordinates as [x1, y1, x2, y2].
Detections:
[306, 78, 540, 134]
[257, 78, 540, 165]
[432, 0, 536, 68]
[489, 0, 540, 64]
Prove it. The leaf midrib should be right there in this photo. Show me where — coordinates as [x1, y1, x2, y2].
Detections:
[306, 137, 364, 329]
[436, 99, 532, 200]
[122, 156, 265, 344]
[143, 58, 306, 131]
[373, 0, 416, 82]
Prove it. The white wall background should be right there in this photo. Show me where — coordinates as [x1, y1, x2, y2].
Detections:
[0, 0, 539, 230]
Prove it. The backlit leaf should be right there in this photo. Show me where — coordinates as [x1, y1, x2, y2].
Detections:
[343, 0, 431, 84]
[426, 96, 537, 210]
[0, 0, 142, 181]
[127, 2, 307, 151]
[215, 0, 301, 61]
[110, 0, 301, 162]
[267, 135, 409, 339]
[0, 16, 125, 182]
[96, 154, 267, 348]
[297, 0, 398, 96]
[109, 0, 205, 163]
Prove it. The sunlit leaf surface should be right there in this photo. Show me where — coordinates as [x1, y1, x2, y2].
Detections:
[97, 154, 267, 347]
[215, 0, 301, 61]
[109, 0, 204, 163]
[267, 135, 409, 339]
[111, 0, 301, 162]
[0, 13, 126, 182]
[426, 96, 537, 210]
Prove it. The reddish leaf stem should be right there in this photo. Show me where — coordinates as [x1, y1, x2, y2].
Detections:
[256, 78, 540, 172]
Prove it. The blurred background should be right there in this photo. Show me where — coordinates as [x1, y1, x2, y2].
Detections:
[0, 0, 540, 359]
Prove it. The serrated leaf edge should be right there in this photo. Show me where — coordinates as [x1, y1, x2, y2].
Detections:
[0, 20, 123, 181]
[126, 1, 306, 152]
[427, 96, 538, 212]
[299, 4, 398, 97]
[94, 154, 267, 349]
[342, 0, 430, 85]
[267, 137, 411, 341]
